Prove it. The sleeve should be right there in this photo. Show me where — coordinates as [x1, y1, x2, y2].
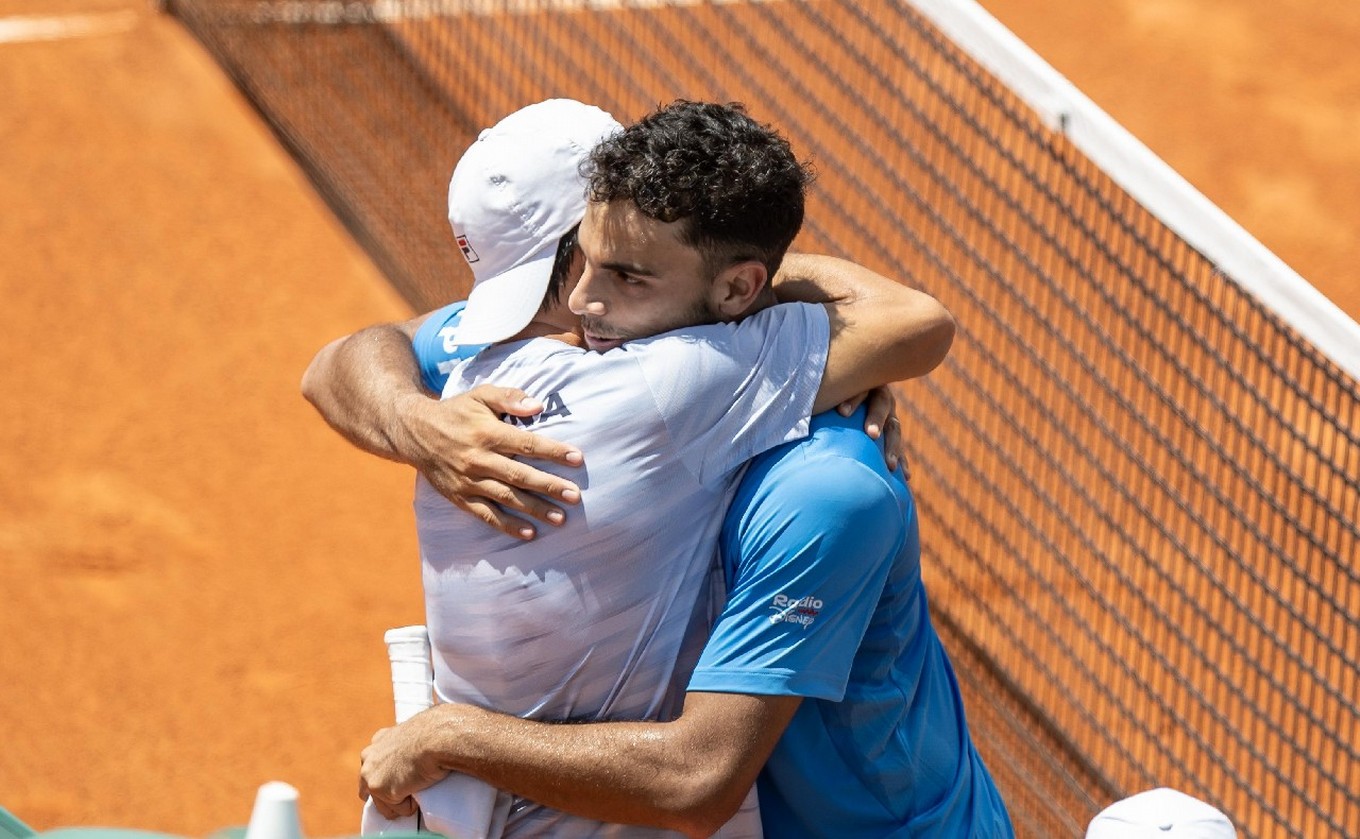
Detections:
[410, 301, 485, 394]
[636, 302, 830, 488]
[688, 447, 905, 700]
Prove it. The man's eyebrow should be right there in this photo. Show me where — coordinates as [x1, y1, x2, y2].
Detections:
[600, 259, 657, 278]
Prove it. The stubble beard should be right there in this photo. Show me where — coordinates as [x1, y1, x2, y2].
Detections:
[580, 296, 722, 346]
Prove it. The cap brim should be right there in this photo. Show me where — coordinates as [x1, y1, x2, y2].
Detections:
[1086, 789, 1236, 839]
[452, 246, 557, 345]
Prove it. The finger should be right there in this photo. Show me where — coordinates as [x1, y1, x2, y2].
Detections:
[863, 387, 897, 439]
[836, 391, 868, 417]
[470, 479, 569, 527]
[490, 425, 584, 469]
[883, 416, 903, 471]
[373, 796, 416, 820]
[469, 384, 543, 418]
[460, 452, 581, 504]
[458, 498, 538, 541]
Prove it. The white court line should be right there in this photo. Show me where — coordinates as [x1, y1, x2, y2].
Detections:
[245, 0, 789, 26]
[0, 10, 138, 43]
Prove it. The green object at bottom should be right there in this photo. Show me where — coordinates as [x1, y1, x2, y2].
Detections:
[0, 806, 36, 839]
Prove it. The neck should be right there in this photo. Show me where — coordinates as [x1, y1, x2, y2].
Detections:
[509, 317, 585, 348]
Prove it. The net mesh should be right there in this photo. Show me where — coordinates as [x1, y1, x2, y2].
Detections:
[167, 1, 1360, 835]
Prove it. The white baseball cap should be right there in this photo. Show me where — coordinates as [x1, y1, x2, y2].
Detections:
[447, 98, 622, 345]
[1086, 788, 1236, 839]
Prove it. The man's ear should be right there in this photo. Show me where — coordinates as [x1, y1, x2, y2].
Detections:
[710, 260, 769, 320]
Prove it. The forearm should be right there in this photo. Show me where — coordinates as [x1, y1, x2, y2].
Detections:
[775, 254, 956, 411]
[776, 254, 955, 378]
[433, 706, 730, 836]
[300, 321, 432, 466]
[397, 694, 793, 838]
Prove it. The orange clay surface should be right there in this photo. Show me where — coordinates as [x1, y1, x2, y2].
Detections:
[0, 0, 1355, 836]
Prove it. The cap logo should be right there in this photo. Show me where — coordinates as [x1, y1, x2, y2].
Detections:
[456, 234, 480, 264]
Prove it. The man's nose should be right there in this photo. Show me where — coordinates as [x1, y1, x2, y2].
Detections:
[569, 266, 607, 317]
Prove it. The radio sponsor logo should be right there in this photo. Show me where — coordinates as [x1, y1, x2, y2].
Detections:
[768, 593, 822, 628]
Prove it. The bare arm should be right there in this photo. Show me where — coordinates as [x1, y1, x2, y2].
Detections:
[359, 692, 801, 839]
[774, 254, 955, 414]
[300, 316, 584, 539]
[300, 315, 431, 460]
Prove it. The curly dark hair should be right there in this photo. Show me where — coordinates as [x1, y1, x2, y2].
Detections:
[585, 100, 814, 278]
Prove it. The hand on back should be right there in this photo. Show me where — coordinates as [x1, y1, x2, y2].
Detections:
[406, 384, 584, 540]
[836, 385, 910, 479]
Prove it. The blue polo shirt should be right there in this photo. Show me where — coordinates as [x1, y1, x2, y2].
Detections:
[690, 409, 1012, 837]
[411, 302, 1012, 836]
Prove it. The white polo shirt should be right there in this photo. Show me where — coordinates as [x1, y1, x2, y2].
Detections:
[414, 301, 829, 838]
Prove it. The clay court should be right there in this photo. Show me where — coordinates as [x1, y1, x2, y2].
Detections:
[1, 0, 1357, 836]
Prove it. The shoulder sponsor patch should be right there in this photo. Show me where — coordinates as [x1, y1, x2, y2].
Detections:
[768, 593, 823, 628]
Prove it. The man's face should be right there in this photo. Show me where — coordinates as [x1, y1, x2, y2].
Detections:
[570, 200, 721, 352]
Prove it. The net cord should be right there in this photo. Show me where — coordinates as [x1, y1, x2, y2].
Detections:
[905, 0, 1360, 384]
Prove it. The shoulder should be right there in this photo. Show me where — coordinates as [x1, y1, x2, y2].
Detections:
[459, 338, 591, 376]
[759, 450, 901, 520]
[726, 406, 906, 540]
[451, 339, 642, 402]
[731, 447, 904, 551]
[745, 412, 900, 501]
[629, 302, 826, 352]
[623, 302, 829, 390]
